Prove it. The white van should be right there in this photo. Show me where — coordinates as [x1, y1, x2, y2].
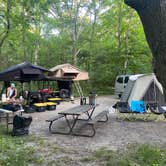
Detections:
[114, 74, 131, 98]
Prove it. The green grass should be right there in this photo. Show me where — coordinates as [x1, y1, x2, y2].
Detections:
[1, 124, 166, 166]
[81, 144, 166, 166]
[116, 112, 166, 122]
[0, 125, 44, 166]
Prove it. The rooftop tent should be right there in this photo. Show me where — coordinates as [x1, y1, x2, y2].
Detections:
[121, 73, 165, 105]
[0, 62, 49, 81]
[48, 63, 89, 81]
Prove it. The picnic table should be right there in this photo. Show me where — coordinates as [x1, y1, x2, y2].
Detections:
[46, 104, 108, 137]
[0, 108, 24, 132]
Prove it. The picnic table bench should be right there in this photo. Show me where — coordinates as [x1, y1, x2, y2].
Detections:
[0, 108, 24, 132]
[86, 110, 108, 137]
[46, 114, 65, 133]
[46, 104, 109, 137]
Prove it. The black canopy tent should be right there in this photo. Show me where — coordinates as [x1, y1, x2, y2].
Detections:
[0, 62, 49, 96]
[0, 62, 48, 82]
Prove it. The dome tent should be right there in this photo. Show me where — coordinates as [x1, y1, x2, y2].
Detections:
[120, 73, 165, 106]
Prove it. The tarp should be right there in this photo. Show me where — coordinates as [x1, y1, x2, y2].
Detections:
[0, 62, 49, 81]
[48, 63, 89, 81]
[121, 73, 165, 105]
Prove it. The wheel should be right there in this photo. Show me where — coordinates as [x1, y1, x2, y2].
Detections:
[60, 89, 70, 98]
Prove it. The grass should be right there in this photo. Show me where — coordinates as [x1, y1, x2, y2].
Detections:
[0, 125, 44, 166]
[81, 144, 166, 166]
[1, 123, 166, 166]
[116, 112, 166, 122]
[0, 124, 76, 166]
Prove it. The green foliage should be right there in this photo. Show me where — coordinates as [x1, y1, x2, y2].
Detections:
[81, 144, 166, 166]
[0, 126, 43, 166]
[0, 0, 153, 94]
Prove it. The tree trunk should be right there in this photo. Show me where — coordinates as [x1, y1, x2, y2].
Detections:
[124, 0, 166, 99]
[0, 0, 11, 54]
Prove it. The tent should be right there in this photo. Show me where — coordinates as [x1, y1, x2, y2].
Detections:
[48, 63, 89, 81]
[48, 63, 89, 99]
[120, 73, 165, 105]
[0, 62, 48, 82]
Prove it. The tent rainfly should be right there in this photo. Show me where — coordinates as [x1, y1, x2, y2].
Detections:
[120, 73, 165, 105]
[0, 62, 48, 82]
[48, 63, 89, 81]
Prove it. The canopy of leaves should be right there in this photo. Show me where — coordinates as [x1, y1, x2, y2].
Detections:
[0, 0, 152, 94]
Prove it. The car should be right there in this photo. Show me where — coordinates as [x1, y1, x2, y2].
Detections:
[114, 74, 131, 98]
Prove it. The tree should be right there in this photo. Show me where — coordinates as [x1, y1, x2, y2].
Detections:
[124, 0, 166, 98]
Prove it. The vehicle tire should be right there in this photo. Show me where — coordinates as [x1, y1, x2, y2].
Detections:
[60, 89, 70, 99]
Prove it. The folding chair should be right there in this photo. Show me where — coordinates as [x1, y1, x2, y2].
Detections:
[148, 102, 165, 115]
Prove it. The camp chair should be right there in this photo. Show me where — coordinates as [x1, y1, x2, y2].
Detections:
[148, 103, 166, 115]
[114, 101, 131, 113]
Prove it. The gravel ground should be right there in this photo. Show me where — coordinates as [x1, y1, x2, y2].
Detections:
[28, 95, 166, 152]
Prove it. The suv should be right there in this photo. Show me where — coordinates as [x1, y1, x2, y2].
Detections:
[114, 74, 131, 98]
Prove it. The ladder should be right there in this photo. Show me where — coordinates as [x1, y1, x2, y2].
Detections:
[74, 81, 84, 98]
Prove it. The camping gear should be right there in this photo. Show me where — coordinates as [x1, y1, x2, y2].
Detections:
[45, 102, 57, 110]
[48, 63, 89, 81]
[114, 101, 131, 113]
[12, 115, 32, 136]
[80, 97, 86, 105]
[148, 103, 166, 114]
[89, 92, 97, 105]
[24, 105, 36, 113]
[120, 73, 165, 106]
[130, 100, 145, 113]
[0, 62, 48, 82]
[48, 63, 89, 100]
[2, 103, 21, 112]
[33, 103, 47, 112]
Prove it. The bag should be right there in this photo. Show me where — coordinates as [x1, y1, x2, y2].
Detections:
[2, 104, 21, 112]
[12, 115, 32, 136]
[130, 100, 145, 113]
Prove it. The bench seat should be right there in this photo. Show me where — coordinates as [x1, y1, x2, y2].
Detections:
[88, 110, 108, 125]
[46, 114, 65, 132]
[73, 110, 109, 137]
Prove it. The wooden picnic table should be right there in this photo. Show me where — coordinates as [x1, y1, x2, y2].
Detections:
[46, 104, 99, 136]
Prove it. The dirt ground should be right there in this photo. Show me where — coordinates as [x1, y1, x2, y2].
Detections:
[29, 95, 166, 153]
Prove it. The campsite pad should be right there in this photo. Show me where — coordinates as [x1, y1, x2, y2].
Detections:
[29, 96, 166, 152]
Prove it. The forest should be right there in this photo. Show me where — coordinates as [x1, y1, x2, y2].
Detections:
[0, 0, 152, 94]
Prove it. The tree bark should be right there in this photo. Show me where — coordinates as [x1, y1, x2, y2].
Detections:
[0, 0, 11, 54]
[124, 0, 166, 99]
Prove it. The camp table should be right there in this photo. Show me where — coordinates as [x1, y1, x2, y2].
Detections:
[47, 104, 99, 136]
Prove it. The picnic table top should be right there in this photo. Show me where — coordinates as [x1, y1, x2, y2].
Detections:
[58, 104, 98, 116]
[0, 108, 24, 113]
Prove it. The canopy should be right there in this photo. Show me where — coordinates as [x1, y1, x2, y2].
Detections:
[48, 63, 89, 81]
[0, 62, 49, 82]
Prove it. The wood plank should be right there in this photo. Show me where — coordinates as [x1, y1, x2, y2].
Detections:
[88, 110, 108, 124]
[58, 104, 98, 115]
[46, 114, 64, 122]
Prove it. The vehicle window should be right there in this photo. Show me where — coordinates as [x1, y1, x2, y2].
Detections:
[124, 76, 129, 83]
[117, 77, 123, 83]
